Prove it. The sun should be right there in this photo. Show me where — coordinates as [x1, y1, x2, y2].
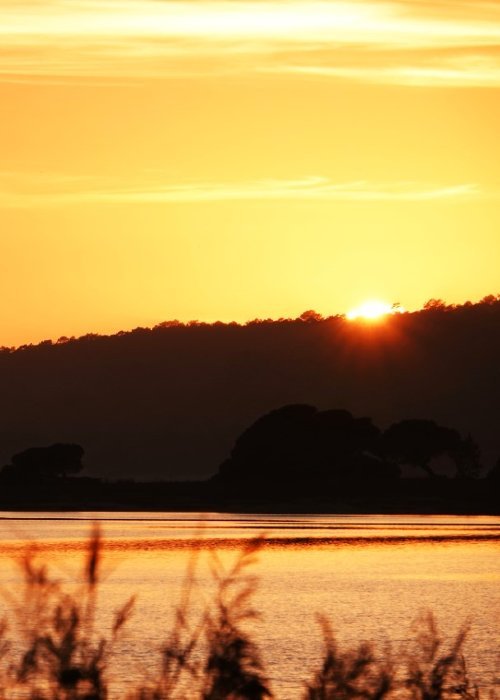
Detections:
[346, 299, 403, 322]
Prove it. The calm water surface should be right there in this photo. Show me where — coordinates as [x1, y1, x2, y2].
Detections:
[0, 512, 498, 697]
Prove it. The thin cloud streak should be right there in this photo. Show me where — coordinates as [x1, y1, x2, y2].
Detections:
[1, 1, 500, 86]
[0, 176, 481, 208]
[274, 55, 500, 86]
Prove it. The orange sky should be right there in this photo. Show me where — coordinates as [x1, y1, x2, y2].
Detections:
[1, 0, 499, 346]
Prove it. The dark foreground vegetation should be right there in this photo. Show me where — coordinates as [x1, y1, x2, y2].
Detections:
[0, 529, 495, 700]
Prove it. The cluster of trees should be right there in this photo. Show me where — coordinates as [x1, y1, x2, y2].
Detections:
[0, 418, 497, 511]
[215, 405, 485, 486]
[1, 444, 84, 481]
[0, 408, 495, 487]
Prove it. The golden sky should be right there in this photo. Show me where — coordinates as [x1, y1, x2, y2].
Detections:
[1, 0, 499, 346]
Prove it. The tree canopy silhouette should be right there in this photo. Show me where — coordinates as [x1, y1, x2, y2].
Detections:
[449, 434, 482, 479]
[215, 408, 486, 490]
[382, 420, 461, 478]
[4, 443, 84, 479]
[217, 405, 397, 487]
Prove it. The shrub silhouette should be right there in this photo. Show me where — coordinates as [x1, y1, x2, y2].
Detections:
[202, 539, 271, 700]
[304, 616, 393, 700]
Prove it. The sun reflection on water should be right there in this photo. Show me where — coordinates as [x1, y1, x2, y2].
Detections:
[0, 513, 497, 698]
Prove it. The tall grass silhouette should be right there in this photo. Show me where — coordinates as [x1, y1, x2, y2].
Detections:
[0, 525, 135, 699]
[0, 529, 495, 700]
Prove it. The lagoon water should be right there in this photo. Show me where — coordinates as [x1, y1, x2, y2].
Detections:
[0, 512, 498, 697]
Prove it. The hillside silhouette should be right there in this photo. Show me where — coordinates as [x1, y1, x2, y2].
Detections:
[0, 296, 499, 481]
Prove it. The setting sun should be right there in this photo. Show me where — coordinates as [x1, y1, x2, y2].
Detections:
[346, 299, 402, 321]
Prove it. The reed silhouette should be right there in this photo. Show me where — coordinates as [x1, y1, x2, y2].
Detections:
[0, 526, 134, 699]
[0, 530, 495, 700]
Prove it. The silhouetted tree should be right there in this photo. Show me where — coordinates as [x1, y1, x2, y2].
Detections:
[225, 404, 317, 481]
[217, 405, 395, 487]
[449, 434, 482, 479]
[382, 420, 461, 478]
[310, 409, 381, 477]
[8, 443, 84, 479]
[479, 294, 500, 305]
[299, 310, 324, 322]
[423, 299, 448, 310]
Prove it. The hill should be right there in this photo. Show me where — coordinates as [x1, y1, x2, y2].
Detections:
[0, 297, 499, 481]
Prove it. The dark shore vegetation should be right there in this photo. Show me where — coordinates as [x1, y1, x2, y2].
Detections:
[0, 406, 498, 513]
[0, 471, 497, 514]
[0, 529, 494, 700]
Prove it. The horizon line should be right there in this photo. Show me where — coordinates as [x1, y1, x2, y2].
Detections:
[2, 294, 499, 352]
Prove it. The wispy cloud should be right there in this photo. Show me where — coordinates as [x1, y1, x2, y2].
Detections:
[1, 1, 500, 86]
[273, 53, 500, 87]
[0, 173, 481, 207]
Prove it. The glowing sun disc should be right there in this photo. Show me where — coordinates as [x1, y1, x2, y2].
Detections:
[346, 299, 400, 321]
